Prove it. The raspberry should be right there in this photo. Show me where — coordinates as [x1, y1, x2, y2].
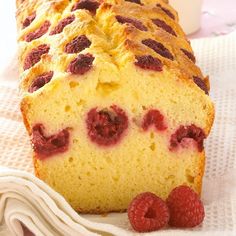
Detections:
[67, 53, 94, 75]
[166, 185, 205, 228]
[128, 192, 169, 232]
[86, 105, 128, 146]
[72, 0, 100, 14]
[125, 0, 141, 4]
[156, 4, 175, 20]
[22, 12, 36, 29]
[152, 19, 176, 36]
[50, 15, 75, 35]
[170, 124, 206, 152]
[142, 39, 174, 60]
[25, 20, 51, 42]
[142, 109, 166, 131]
[116, 15, 148, 31]
[193, 76, 209, 95]
[135, 55, 163, 71]
[181, 48, 196, 63]
[32, 124, 70, 159]
[65, 35, 91, 54]
[23, 44, 50, 71]
[28, 71, 54, 93]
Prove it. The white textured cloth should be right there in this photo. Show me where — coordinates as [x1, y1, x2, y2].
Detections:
[0, 32, 236, 236]
[0, 167, 131, 236]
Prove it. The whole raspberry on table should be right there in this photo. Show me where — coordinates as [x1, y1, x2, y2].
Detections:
[166, 185, 205, 228]
[128, 192, 169, 232]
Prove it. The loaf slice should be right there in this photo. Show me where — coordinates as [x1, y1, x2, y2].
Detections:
[17, 0, 214, 213]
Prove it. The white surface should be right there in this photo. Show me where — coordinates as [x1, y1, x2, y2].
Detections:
[0, 0, 17, 74]
[169, 0, 203, 34]
[0, 30, 236, 235]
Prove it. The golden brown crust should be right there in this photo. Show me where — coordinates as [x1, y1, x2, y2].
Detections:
[17, 0, 207, 94]
[194, 151, 206, 195]
[20, 97, 32, 135]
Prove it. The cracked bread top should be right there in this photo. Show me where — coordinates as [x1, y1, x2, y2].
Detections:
[16, 0, 209, 96]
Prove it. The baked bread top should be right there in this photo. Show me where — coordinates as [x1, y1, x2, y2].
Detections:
[16, 0, 209, 99]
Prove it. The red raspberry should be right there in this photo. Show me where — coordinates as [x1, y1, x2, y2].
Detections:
[22, 12, 36, 29]
[50, 15, 75, 35]
[86, 105, 128, 146]
[170, 125, 206, 152]
[181, 48, 196, 63]
[128, 192, 169, 232]
[116, 15, 148, 31]
[72, 0, 100, 14]
[193, 76, 209, 95]
[32, 124, 70, 159]
[28, 71, 54, 93]
[125, 0, 141, 4]
[152, 18, 177, 36]
[135, 55, 163, 71]
[67, 53, 94, 75]
[65, 35, 91, 54]
[156, 4, 175, 20]
[25, 20, 51, 42]
[142, 39, 174, 60]
[166, 185, 205, 228]
[23, 44, 50, 71]
[142, 109, 167, 131]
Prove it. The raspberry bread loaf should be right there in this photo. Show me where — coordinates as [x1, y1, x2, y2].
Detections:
[17, 0, 214, 213]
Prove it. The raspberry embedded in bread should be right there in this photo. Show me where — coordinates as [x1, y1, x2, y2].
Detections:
[170, 125, 206, 152]
[86, 105, 128, 146]
[116, 15, 148, 31]
[152, 18, 177, 36]
[23, 44, 50, 70]
[25, 20, 51, 42]
[142, 39, 174, 60]
[125, 0, 141, 5]
[72, 0, 100, 14]
[135, 55, 163, 71]
[181, 48, 196, 63]
[67, 53, 94, 75]
[193, 76, 209, 95]
[31, 124, 70, 159]
[22, 11, 36, 29]
[50, 15, 75, 35]
[142, 109, 166, 131]
[65, 35, 91, 54]
[28, 71, 53, 93]
[156, 3, 175, 20]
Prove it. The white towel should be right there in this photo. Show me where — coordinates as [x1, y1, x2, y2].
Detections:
[0, 32, 236, 236]
[0, 166, 132, 236]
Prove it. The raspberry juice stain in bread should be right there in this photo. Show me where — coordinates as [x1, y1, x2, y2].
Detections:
[32, 124, 70, 159]
[28, 71, 54, 93]
[86, 105, 129, 146]
[142, 109, 167, 131]
[18, 0, 214, 213]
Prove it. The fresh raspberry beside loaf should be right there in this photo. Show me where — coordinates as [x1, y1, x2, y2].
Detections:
[17, 0, 214, 213]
